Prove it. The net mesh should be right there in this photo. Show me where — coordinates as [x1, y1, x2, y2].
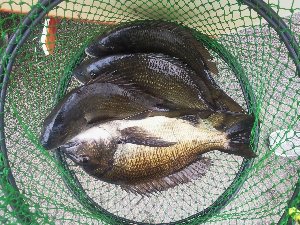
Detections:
[0, 0, 299, 224]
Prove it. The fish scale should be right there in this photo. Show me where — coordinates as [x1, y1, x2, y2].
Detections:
[40, 82, 178, 150]
[86, 21, 212, 79]
[60, 112, 255, 195]
[107, 138, 215, 182]
[75, 53, 214, 110]
[84, 20, 244, 112]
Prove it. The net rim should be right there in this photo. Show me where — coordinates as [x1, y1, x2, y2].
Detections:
[0, 0, 299, 224]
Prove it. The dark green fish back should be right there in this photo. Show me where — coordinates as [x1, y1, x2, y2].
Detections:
[75, 53, 214, 110]
[86, 20, 217, 80]
[84, 20, 244, 112]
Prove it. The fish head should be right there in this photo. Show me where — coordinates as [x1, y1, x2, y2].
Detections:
[85, 29, 129, 58]
[59, 126, 116, 170]
[85, 40, 114, 58]
[40, 91, 84, 150]
[72, 58, 100, 83]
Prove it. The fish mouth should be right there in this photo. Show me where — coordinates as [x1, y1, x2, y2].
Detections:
[40, 136, 56, 150]
[66, 153, 90, 165]
[60, 142, 90, 165]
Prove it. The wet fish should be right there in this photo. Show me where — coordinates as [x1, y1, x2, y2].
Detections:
[60, 111, 256, 194]
[85, 20, 218, 77]
[40, 82, 188, 150]
[74, 53, 215, 110]
[84, 20, 244, 113]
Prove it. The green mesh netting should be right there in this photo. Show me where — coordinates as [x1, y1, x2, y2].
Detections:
[0, 0, 300, 224]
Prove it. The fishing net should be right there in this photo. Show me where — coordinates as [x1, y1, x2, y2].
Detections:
[0, 0, 299, 224]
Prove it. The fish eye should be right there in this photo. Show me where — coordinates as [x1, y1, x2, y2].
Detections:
[79, 155, 90, 164]
[90, 72, 97, 79]
[54, 113, 64, 125]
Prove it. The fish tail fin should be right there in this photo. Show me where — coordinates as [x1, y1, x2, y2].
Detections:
[217, 113, 256, 158]
[213, 89, 245, 113]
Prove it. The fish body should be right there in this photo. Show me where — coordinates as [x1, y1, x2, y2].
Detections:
[74, 53, 214, 110]
[84, 20, 244, 112]
[61, 111, 256, 194]
[85, 20, 217, 80]
[40, 82, 179, 150]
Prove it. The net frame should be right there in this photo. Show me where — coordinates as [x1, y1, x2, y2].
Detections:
[0, 0, 299, 224]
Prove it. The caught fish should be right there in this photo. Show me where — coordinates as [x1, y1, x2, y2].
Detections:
[74, 53, 215, 110]
[60, 111, 256, 194]
[85, 20, 218, 76]
[84, 20, 244, 113]
[40, 82, 188, 150]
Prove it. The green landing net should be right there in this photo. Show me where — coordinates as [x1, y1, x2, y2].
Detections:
[0, 0, 299, 224]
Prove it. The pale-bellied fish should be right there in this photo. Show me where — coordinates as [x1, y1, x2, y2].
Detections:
[40, 82, 190, 150]
[60, 111, 256, 195]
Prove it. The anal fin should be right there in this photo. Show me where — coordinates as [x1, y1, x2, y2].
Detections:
[121, 157, 212, 195]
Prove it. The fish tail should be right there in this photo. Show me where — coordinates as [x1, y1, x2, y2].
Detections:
[220, 113, 256, 158]
[213, 89, 245, 113]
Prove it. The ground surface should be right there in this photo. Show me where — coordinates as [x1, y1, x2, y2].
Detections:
[0, 9, 299, 225]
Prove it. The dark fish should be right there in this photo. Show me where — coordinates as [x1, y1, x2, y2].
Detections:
[84, 20, 244, 113]
[74, 53, 215, 110]
[40, 82, 188, 150]
[85, 20, 218, 76]
[61, 111, 256, 195]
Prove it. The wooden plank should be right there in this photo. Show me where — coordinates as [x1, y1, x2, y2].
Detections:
[1, 0, 299, 35]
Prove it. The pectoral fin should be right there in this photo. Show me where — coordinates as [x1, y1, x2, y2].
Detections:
[121, 157, 212, 195]
[85, 113, 114, 125]
[120, 126, 176, 147]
